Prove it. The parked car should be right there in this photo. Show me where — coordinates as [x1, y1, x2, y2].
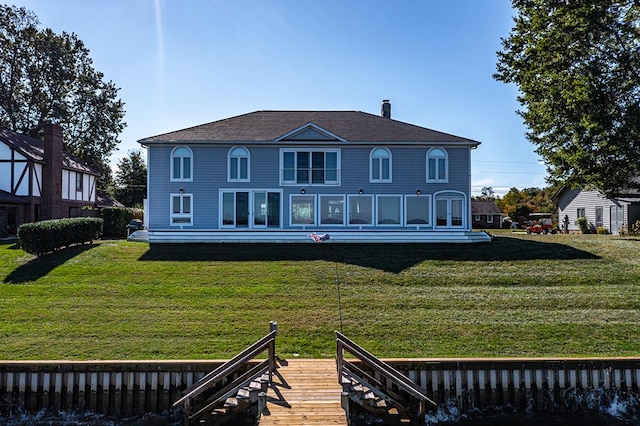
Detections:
[526, 213, 556, 234]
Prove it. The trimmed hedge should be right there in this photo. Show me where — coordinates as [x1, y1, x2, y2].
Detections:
[18, 217, 103, 256]
[101, 207, 143, 238]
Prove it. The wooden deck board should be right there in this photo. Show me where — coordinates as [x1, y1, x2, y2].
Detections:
[261, 359, 347, 426]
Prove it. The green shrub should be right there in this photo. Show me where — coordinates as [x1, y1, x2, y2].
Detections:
[577, 217, 590, 234]
[101, 207, 143, 238]
[596, 226, 608, 234]
[18, 218, 103, 256]
[630, 220, 640, 236]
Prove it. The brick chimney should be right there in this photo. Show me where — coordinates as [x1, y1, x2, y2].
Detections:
[381, 100, 391, 119]
[42, 123, 64, 220]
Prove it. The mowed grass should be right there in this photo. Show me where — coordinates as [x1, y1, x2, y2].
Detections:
[1, 233, 639, 360]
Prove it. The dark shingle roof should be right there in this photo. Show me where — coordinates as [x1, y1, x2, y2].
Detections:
[0, 127, 99, 175]
[139, 110, 480, 145]
[471, 201, 503, 215]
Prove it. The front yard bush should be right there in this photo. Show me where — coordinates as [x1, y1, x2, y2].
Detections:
[18, 218, 103, 256]
[101, 207, 143, 238]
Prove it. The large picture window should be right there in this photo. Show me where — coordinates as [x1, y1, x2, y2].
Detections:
[228, 147, 250, 181]
[290, 195, 316, 226]
[348, 195, 373, 225]
[427, 148, 447, 183]
[370, 147, 391, 182]
[281, 149, 339, 185]
[319, 195, 345, 225]
[405, 195, 430, 225]
[171, 193, 192, 226]
[171, 146, 192, 181]
[376, 195, 401, 225]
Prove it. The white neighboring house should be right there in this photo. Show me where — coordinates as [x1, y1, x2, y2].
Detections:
[553, 187, 640, 234]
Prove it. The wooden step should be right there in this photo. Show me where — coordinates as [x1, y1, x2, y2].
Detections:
[260, 359, 347, 426]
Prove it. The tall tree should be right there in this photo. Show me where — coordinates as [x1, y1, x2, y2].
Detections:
[495, 1, 640, 198]
[0, 5, 125, 190]
[114, 149, 147, 207]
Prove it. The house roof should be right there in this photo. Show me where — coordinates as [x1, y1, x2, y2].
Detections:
[471, 201, 503, 215]
[96, 190, 124, 208]
[0, 127, 100, 176]
[0, 189, 28, 204]
[138, 110, 481, 146]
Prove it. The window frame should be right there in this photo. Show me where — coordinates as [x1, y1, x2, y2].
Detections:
[405, 194, 431, 226]
[319, 195, 346, 226]
[280, 148, 340, 186]
[347, 194, 374, 227]
[289, 194, 317, 227]
[75, 173, 83, 192]
[170, 146, 193, 182]
[376, 194, 402, 226]
[577, 207, 586, 218]
[434, 191, 465, 229]
[227, 146, 250, 182]
[487, 215, 494, 224]
[369, 147, 392, 183]
[170, 193, 193, 226]
[426, 147, 448, 183]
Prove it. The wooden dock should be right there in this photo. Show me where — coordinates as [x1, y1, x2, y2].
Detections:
[260, 358, 347, 425]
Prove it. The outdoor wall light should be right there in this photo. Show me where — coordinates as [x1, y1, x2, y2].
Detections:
[179, 187, 184, 194]
[301, 188, 305, 194]
[416, 189, 421, 195]
[359, 188, 363, 194]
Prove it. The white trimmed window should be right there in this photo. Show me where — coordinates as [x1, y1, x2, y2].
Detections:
[171, 147, 193, 181]
[228, 147, 250, 182]
[427, 148, 448, 183]
[435, 193, 464, 228]
[405, 195, 430, 225]
[171, 193, 192, 226]
[281, 149, 339, 185]
[370, 147, 391, 182]
[348, 195, 373, 226]
[487, 215, 494, 223]
[376, 195, 402, 225]
[319, 195, 345, 225]
[290, 195, 316, 226]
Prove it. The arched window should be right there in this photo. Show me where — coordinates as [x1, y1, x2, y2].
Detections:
[171, 146, 192, 181]
[370, 147, 391, 182]
[427, 148, 447, 182]
[228, 146, 250, 181]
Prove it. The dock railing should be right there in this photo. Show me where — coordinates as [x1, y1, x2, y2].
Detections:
[336, 331, 436, 422]
[173, 322, 278, 424]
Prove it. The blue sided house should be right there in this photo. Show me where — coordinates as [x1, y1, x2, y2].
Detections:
[139, 101, 490, 243]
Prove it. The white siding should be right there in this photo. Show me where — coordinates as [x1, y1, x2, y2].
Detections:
[557, 189, 628, 233]
[14, 162, 29, 195]
[0, 163, 10, 192]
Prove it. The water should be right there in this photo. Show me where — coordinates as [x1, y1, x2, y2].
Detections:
[3, 396, 640, 425]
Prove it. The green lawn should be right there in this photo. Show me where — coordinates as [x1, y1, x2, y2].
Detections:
[1, 233, 639, 360]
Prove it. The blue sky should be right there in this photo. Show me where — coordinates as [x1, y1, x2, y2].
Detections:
[11, 0, 547, 196]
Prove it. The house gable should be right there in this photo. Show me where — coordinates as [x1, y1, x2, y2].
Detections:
[275, 123, 346, 143]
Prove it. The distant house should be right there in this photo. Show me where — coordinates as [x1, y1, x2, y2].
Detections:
[139, 101, 491, 243]
[553, 187, 640, 234]
[471, 201, 503, 229]
[0, 124, 99, 237]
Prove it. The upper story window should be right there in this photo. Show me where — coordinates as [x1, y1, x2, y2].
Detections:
[228, 146, 250, 181]
[171, 146, 192, 181]
[427, 148, 448, 183]
[75, 173, 83, 191]
[370, 147, 391, 182]
[281, 149, 339, 185]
